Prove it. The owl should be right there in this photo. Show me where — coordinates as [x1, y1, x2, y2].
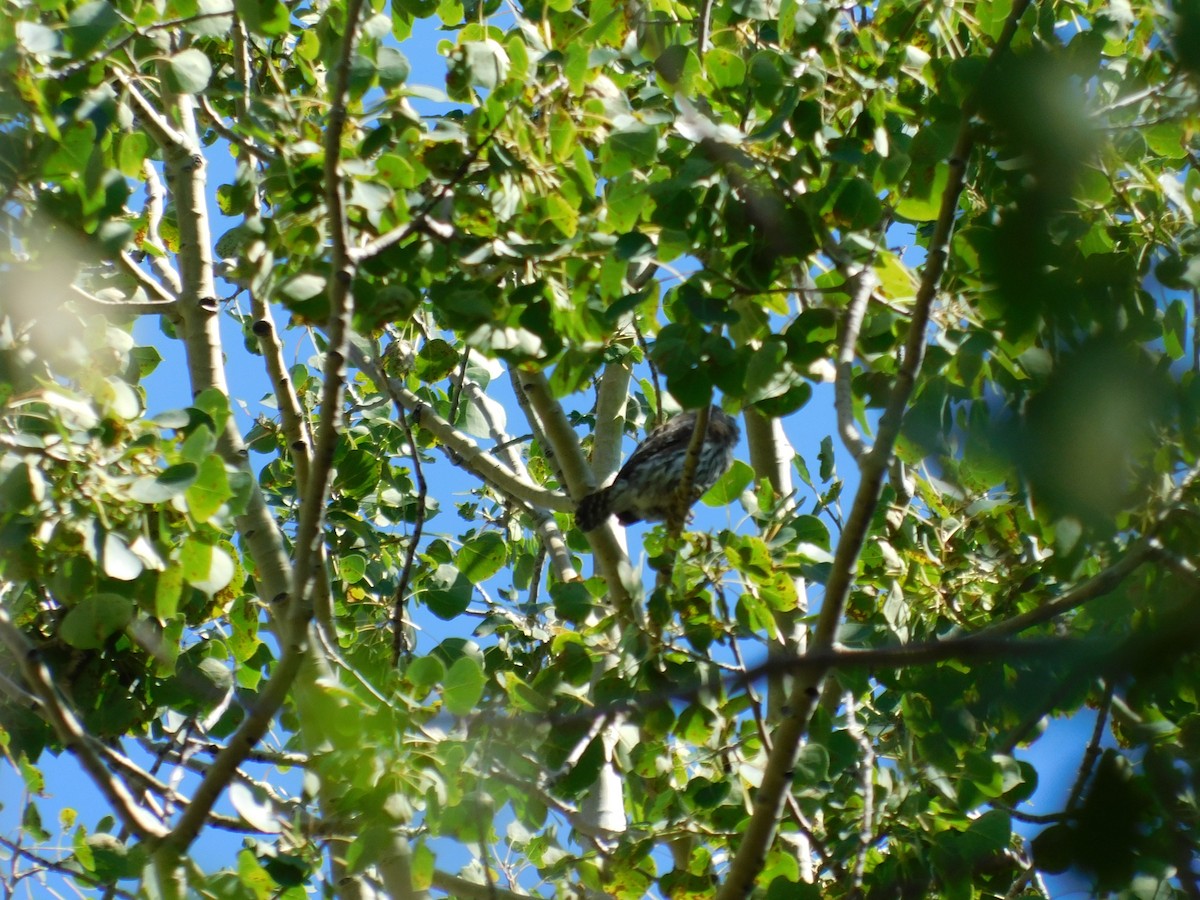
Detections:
[575, 406, 739, 531]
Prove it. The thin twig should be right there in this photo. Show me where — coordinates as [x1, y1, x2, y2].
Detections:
[844, 692, 875, 893]
[349, 344, 573, 511]
[697, 0, 715, 60]
[669, 404, 713, 537]
[0, 836, 139, 900]
[392, 405, 427, 664]
[634, 321, 664, 428]
[69, 284, 177, 316]
[196, 94, 281, 165]
[140, 161, 184, 295]
[1064, 680, 1113, 812]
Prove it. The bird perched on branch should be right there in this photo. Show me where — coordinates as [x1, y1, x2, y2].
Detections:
[575, 406, 740, 531]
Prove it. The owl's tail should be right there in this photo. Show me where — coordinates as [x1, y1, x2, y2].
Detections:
[574, 488, 611, 531]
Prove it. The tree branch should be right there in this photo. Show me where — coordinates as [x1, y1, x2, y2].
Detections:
[457, 369, 579, 585]
[163, 0, 368, 854]
[140, 161, 185, 296]
[743, 406, 810, 720]
[514, 368, 637, 613]
[833, 259, 874, 462]
[715, 3, 1033, 893]
[430, 870, 533, 900]
[348, 344, 573, 512]
[0, 608, 168, 841]
[979, 539, 1156, 637]
[250, 312, 313, 496]
[466, 633, 1079, 737]
[112, 71, 188, 149]
[590, 332, 634, 485]
[196, 94, 281, 165]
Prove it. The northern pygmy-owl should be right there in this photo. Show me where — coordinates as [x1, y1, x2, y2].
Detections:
[575, 406, 740, 531]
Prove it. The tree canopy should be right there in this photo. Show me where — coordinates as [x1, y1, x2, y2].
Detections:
[2, 0, 1200, 896]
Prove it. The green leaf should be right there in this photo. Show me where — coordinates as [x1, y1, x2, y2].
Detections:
[425, 564, 473, 619]
[604, 176, 647, 233]
[745, 339, 801, 404]
[895, 160, 950, 222]
[166, 48, 213, 94]
[832, 177, 883, 229]
[703, 459, 754, 506]
[155, 566, 185, 620]
[551, 581, 594, 623]
[335, 449, 382, 499]
[0, 459, 45, 510]
[545, 193, 578, 237]
[377, 46, 411, 87]
[16, 22, 58, 54]
[279, 273, 327, 302]
[66, 1, 121, 56]
[185, 455, 232, 523]
[230, 782, 282, 834]
[443, 656, 486, 715]
[705, 46, 746, 88]
[129, 345, 163, 379]
[189, 0, 236, 37]
[684, 775, 730, 809]
[502, 674, 550, 713]
[415, 338, 459, 381]
[44, 122, 96, 178]
[60, 593, 134, 650]
[454, 40, 509, 90]
[400, 843, 431, 891]
[405, 655, 446, 689]
[599, 122, 658, 179]
[129, 462, 198, 503]
[84, 832, 139, 882]
[339, 554, 367, 584]
[181, 538, 235, 595]
[549, 110, 577, 163]
[192, 388, 231, 431]
[455, 532, 505, 583]
[780, 518, 822, 554]
[235, 0, 291, 35]
[396, 0, 439, 18]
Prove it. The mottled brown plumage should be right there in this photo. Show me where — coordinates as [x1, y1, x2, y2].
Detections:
[575, 406, 740, 531]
